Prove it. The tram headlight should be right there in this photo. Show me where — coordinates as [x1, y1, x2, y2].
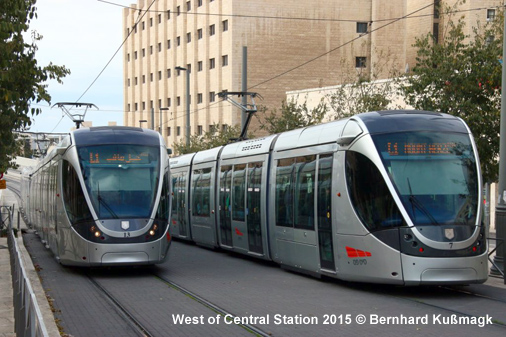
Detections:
[94, 230, 101, 238]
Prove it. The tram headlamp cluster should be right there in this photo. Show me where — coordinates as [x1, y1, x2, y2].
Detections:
[90, 225, 101, 238]
[148, 223, 158, 236]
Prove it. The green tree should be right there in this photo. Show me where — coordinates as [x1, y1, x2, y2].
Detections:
[0, 0, 70, 172]
[326, 50, 401, 120]
[399, 6, 502, 182]
[172, 124, 242, 155]
[257, 99, 328, 135]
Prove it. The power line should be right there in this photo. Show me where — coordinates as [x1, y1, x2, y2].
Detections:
[74, 0, 157, 103]
[248, 2, 436, 90]
[100, 0, 505, 24]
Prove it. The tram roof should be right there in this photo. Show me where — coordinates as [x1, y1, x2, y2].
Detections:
[72, 126, 161, 146]
[220, 135, 278, 160]
[357, 110, 468, 134]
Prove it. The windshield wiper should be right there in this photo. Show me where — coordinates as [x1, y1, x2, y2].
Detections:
[407, 178, 439, 226]
[97, 183, 119, 219]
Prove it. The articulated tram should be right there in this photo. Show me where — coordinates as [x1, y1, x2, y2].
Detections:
[170, 110, 488, 285]
[22, 126, 172, 266]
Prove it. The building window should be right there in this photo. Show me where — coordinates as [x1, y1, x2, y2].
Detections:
[357, 22, 368, 34]
[167, 39, 171, 49]
[128, 78, 130, 87]
[167, 10, 171, 20]
[158, 99, 162, 108]
[127, 104, 130, 111]
[209, 124, 216, 133]
[209, 91, 215, 102]
[223, 20, 228, 32]
[167, 69, 171, 78]
[177, 97, 181, 106]
[198, 61, 203, 71]
[187, 32, 191, 43]
[187, 64, 192, 73]
[142, 48, 145, 57]
[187, 1, 191, 11]
[487, 9, 496, 21]
[177, 36, 180, 46]
[135, 77, 138, 85]
[177, 6, 180, 15]
[209, 24, 215, 36]
[210, 58, 215, 69]
[135, 103, 138, 111]
[150, 45, 153, 55]
[197, 93, 203, 104]
[142, 21, 145, 30]
[158, 42, 161, 52]
[198, 28, 203, 39]
[198, 125, 203, 135]
[355, 57, 366, 68]
[167, 98, 171, 107]
[198, 0, 202, 6]
[158, 14, 161, 24]
[127, 53, 130, 62]
[158, 71, 162, 80]
[177, 126, 181, 136]
[142, 75, 146, 83]
[150, 73, 153, 82]
[150, 100, 153, 109]
[134, 51, 137, 59]
[150, 18, 153, 27]
[177, 68, 182, 76]
[167, 127, 171, 136]
[142, 101, 146, 110]
[222, 124, 228, 133]
[222, 55, 228, 67]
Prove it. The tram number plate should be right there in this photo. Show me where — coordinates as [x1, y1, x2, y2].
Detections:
[352, 259, 367, 266]
[124, 232, 131, 237]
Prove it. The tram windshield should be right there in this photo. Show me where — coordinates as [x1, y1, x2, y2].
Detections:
[373, 132, 478, 227]
[78, 144, 160, 219]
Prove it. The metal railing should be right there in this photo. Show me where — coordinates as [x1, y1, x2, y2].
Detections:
[3, 204, 50, 337]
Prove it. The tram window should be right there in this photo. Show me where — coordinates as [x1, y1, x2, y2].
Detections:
[345, 151, 405, 231]
[62, 160, 93, 224]
[294, 156, 316, 230]
[232, 164, 246, 221]
[276, 158, 295, 227]
[192, 168, 211, 217]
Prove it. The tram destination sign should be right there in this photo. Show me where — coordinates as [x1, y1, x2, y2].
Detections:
[386, 142, 457, 156]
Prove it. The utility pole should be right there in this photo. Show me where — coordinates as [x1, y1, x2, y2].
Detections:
[241, 46, 248, 136]
[176, 66, 190, 147]
[492, 12, 506, 283]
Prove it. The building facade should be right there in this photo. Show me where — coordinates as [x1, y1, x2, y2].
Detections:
[123, 0, 503, 148]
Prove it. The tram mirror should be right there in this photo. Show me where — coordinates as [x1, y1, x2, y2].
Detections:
[167, 148, 173, 155]
[56, 147, 66, 156]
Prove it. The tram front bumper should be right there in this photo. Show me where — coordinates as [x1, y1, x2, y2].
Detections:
[401, 253, 488, 286]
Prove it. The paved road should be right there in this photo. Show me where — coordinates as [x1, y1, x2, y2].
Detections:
[24, 232, 506, 337]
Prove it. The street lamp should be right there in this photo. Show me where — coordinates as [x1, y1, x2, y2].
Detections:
[176, 66, 190, 147]
[159, 107, 170, 134]
[139, 119, 147, 128]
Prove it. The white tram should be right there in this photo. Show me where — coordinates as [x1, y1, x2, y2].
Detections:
[22, 126, 172, 266]
[170, 111, 488, 285]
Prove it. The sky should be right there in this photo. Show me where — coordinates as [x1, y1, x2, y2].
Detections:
[27, 0, 133, 133]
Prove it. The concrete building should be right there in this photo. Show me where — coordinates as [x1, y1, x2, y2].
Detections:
[123, 0, 503, 149]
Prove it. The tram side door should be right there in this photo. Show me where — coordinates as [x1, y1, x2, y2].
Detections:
[317, 154, 335, 272]
[247, 162, 263, 254]
[219, 166, 233, 247]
